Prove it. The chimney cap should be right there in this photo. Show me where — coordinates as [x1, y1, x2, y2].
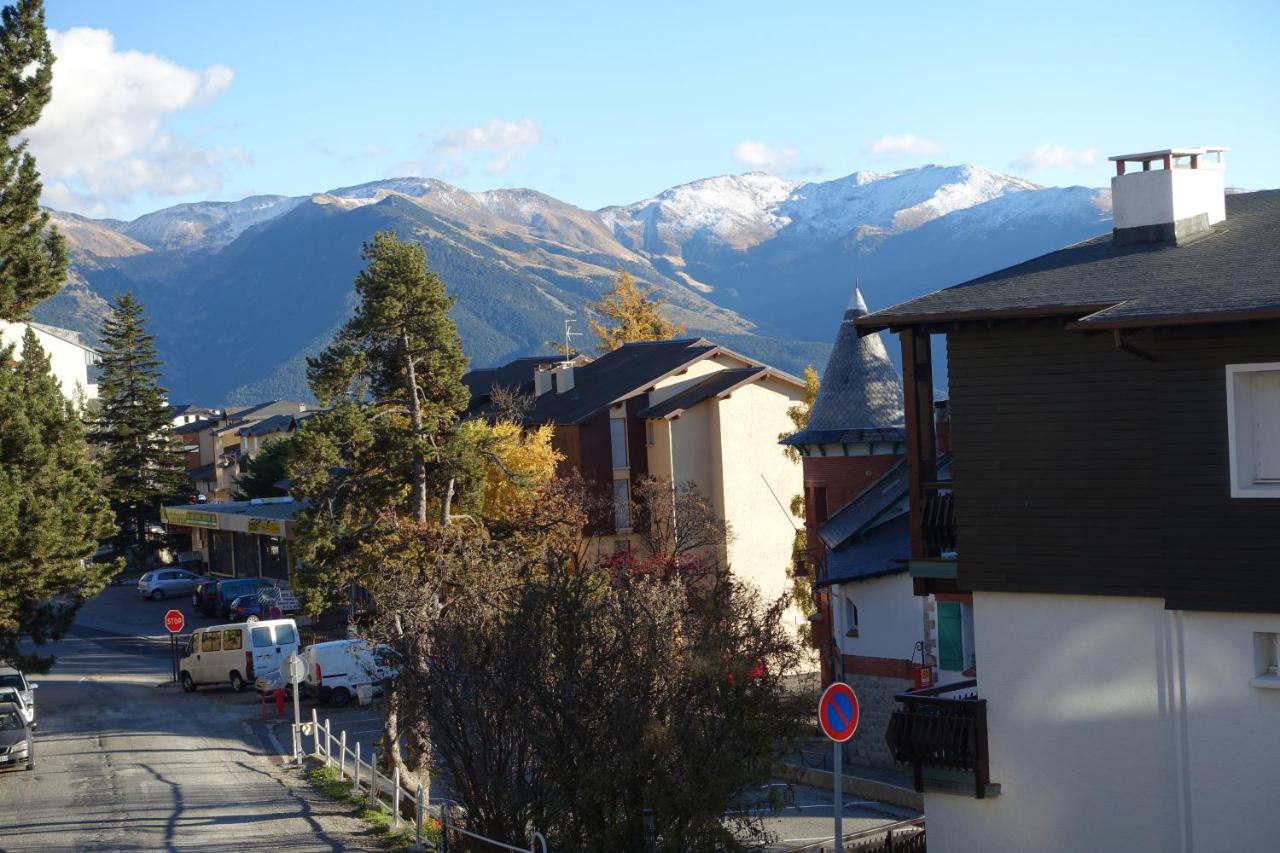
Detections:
[1109, 146, 1227, 163]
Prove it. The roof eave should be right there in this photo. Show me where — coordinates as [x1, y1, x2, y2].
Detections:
[855, 303, 1122, 333]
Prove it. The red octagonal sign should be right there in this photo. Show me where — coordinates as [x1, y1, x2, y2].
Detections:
[164, 609, 185, 634]
[818, 681, 860, 743]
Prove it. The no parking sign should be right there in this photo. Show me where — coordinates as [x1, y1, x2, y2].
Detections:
[818, 681, 860, 742]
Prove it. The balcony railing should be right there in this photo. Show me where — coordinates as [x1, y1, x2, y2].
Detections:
[885, 679, 992, 798]
[921, 481, 955, 558]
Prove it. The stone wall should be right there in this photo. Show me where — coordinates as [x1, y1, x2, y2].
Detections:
[843, 672, 913, 770]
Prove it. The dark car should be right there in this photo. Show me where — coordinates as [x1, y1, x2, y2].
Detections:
[227, 595, 280, 623]
[213, 578, 276, 619]
[193, 579, 220, 615]
[0, 701, 33, 771]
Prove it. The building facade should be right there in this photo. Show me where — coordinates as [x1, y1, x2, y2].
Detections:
[0, 319, 98, 400]
[865, 148, 1280, 852]
[466, 339, 808, 625]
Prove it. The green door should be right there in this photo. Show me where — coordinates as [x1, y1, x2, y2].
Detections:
[937, 602, 964, 671]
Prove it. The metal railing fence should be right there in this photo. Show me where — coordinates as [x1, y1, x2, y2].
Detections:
[307, 709, 548, 852]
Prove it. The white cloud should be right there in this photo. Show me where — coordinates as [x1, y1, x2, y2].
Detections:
[864, 134, 945, 158]
[731, 139, 798, 173]
[431, 118, 542, 175]
[1012, 144, 1099, 173]
[26, 28, 238, 216]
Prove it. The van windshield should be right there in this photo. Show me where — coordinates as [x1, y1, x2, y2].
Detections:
[274, 624, 297, 645]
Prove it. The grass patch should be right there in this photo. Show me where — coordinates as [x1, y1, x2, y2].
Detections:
[305, 762, 441, 850]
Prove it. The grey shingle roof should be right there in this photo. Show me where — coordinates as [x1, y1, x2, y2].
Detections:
[521, 339, 720, 425]
[238, 414, 297, 437]
[783, 287, 904, 447]
[858, 189, 1280, 330]
[463, 354, 571, 403]
[636, 367, 765, 419]
[174, 417, 218, 435]
[819, 515, 911, 586]
[817, 457, 908, 551]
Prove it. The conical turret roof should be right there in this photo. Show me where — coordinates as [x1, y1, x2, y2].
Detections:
[781, 284, 905, 447]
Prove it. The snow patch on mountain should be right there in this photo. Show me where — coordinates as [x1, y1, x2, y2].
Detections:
[122, 195, 306, 251]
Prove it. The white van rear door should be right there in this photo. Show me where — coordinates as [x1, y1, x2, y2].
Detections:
[249, 625, 276, 675]
[271, 622, 300, 678]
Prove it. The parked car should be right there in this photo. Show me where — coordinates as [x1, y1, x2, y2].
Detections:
[0, 701, 33, 772]
[192, 579, 220, 614]
[0, 688, 33, 728]
[137, 568, 208, 601]
[0, 667, 36, 721]
[210, 577, 277, 620]
[228, 595, 279, 623]
[179, 619, 300, 693]
[301, 638, 402, 707]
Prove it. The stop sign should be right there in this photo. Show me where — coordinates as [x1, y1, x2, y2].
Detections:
[164, 609, 185, 634]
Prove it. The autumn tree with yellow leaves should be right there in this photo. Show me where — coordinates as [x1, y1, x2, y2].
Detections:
[587, 270, 686, 354]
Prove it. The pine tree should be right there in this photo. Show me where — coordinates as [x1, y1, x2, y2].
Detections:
[0, 331, 115, 668]
[0, 0, 65, 321]
[93, 292, 190, 545]
[306, 231, 471, 525]
[587, 270, 686, 354]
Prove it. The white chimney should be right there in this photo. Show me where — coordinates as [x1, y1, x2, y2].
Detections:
[552, 362, 575, 393]
[534, 367, 554, 396]
[1108, 147, 1227, 246]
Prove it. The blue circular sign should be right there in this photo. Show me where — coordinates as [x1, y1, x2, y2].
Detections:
[819, 682, 860, 742]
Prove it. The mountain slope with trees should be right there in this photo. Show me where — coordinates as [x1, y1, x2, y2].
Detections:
[39, 164, 1113, 403]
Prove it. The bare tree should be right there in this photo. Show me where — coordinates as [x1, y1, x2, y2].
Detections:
[630, 476, 733, 561]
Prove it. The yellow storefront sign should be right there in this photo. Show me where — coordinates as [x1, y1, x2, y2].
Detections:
[247, 517, 282, 535]
[162, 507, 220, 529]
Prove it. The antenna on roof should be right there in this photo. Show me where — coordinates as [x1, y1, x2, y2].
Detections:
[561, 319, 581, 366]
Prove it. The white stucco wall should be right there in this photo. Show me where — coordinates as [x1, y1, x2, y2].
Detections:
[927, 592, 1280, 853]
[717, 377, 804, 624]
[833, 572, 922, 663]
[0, 320, 96, 401]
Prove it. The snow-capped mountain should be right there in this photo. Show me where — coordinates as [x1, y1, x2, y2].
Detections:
[41, 163, 1113, 403]
[121, 194, 307, 251]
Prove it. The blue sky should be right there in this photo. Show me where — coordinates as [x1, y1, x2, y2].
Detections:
[37, 0, 1280, 219]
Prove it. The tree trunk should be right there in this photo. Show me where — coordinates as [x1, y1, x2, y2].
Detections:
[439, 477, 455, 527]
[402, 330, 428, 525]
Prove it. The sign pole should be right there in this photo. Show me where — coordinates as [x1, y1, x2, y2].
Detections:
[817, 681, 860, 853]
[170, 633, 177, 684]
[164, 609, 186, 685]
[833, 738, 842, 848]
[287, 652, 305, 764]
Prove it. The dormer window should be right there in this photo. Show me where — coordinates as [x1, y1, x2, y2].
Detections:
[1226, 363, 1280, 498]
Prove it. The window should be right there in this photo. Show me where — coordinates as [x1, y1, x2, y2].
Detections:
[1252, 632, 1280, 688]
[251, 626, 273, 648]
[610, 418, 628, 468]
[222, 629, 243, 651]
[613, 479, 631, 531]
[1226, 363, 1280, 497]
[645, 420, 655, 446]
[844, 599, 859, 638]
[274, 624, 297, 646]
[613, 539, 631, 553]
[201, 632, 222, 653]
[812, 487, 828, 525]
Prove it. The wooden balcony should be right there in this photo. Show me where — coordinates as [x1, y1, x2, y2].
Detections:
[921, 481, 955, 558]
[885, 679, 995, 798]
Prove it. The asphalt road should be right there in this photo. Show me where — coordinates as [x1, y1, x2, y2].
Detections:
[0, 589, 382, 852]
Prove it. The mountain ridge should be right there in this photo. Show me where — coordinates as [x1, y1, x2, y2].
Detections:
[36, 163, 1114, 403]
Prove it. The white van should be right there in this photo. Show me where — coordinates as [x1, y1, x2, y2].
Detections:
[179, 619, 300, 693]
[301, 639, 400, 707]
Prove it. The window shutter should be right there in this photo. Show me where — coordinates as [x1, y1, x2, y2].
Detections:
[937, 602, 964, 671]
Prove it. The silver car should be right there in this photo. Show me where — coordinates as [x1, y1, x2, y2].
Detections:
[137, 569, 207, 601]
[0, 701, 32, 772]
[0, 667, 35, 722]
[0, 688, 32, 728]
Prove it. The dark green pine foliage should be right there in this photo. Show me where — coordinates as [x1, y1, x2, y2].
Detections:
[305, 230, 471, 525]
[94, 292, 190, 544]
[0, 0, 65, 321]
[0, 331, 115, 668]
[233, 438, 292, 500]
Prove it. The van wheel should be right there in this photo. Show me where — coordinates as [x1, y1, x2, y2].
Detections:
[150, 589, 165, 601]
[180, 672, 196, 693]
[330, 687, 351, 708]
[230, 671, 247, 692]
